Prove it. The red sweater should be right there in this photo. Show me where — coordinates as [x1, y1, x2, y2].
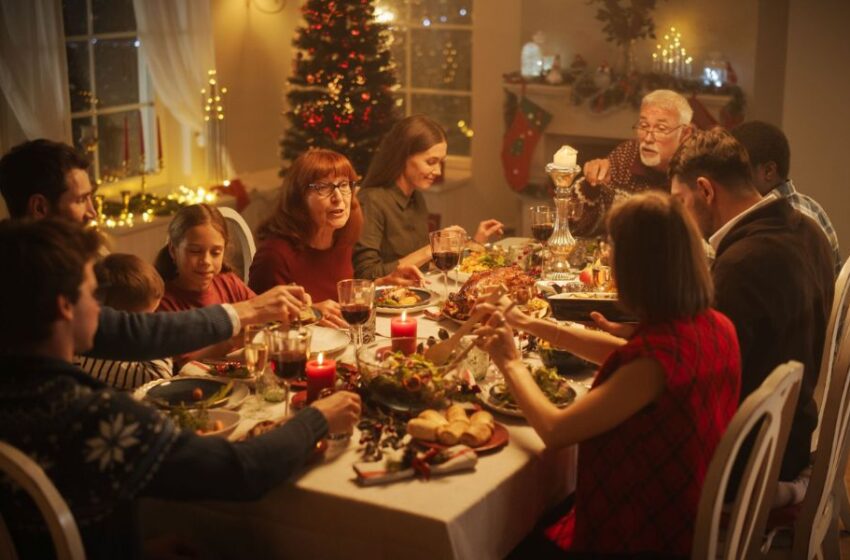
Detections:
[158, 272, 256, 312]
[546, 309, 741, 556]
[249, 236, 354, 302]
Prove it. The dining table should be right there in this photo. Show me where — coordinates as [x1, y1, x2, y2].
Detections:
[140, 271, 589, 560]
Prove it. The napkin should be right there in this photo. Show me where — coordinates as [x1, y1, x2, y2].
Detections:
[353, 445, 478, 486]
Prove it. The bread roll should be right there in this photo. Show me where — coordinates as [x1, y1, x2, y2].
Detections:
[436, 420, 468, 445]
[407, 418, 440, 441]
[418, 409, 448, 426]
[461, 422, 493, 447]
[469, 410, 494, 429]
[446, 404, 468, 423]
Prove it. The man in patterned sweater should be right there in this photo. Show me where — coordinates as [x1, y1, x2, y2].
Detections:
[571, 89, 693, 237]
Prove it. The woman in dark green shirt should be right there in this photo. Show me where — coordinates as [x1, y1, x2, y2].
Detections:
[353, 115, 503, 279]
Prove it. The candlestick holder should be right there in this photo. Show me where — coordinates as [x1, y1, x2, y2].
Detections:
[544, 162, 580, 280]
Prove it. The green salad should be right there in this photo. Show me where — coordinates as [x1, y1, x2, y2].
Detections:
[489, 366, 576, 410]
[366, 351, 453, 408]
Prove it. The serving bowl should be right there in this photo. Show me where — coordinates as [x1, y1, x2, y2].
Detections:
[355, 337, 460, 413]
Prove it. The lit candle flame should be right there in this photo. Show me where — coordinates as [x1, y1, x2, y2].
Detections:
[401, 310, 407, 322]
[317, 352, 324, 365]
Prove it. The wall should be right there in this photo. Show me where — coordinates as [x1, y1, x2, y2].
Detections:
[782, 0, 850, 260]
[211, 0, 300, 178]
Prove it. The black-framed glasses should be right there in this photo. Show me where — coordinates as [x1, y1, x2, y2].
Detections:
[632, 123, 684, 138]
[307, 180, 356, 198]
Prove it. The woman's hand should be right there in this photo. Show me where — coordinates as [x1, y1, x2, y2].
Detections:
[475, 295, 530, 331]
[376, 264, 426, 287]
[589, 311, 634, 339]
[474, 311, 520, 368]
[314, 299, 349, 329]
[473, 219, 504, 243]
[232, 285, 310, 327]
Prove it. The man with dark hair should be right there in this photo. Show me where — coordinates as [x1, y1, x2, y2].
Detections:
[732, 120, 841, 272]
[0, 218, 361, 559]
[669, 128, 835, 506]
[0, 138, 96, 223]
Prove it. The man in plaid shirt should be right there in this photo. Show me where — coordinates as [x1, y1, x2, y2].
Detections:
[733, 121, 842, 273]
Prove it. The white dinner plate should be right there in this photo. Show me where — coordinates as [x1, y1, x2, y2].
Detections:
[307, 325, 350, 356]
[134, 376, 251, 410]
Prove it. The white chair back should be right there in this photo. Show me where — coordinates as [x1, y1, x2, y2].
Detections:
[811, 256, 850, 450]
[782, 321, 850, 560]
[692, 361, 803, 560]
[0, 441, 85, 559]
[218, 206, 256, 284]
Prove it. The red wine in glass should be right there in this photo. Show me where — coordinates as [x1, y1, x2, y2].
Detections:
[531, 223, 554, 242]
[274, 351, 307, 380]
[433, 251, 460, 271]
[341, 304, 371, 325]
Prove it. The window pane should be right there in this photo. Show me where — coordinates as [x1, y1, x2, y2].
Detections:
[389, 29, 406, 87]
[94, 39, 140, 107]
[66, 41, 92, 113]
[97, 110, 143, 181]
[62, 0, 88, 36]
[71, 116, 96, 157]
[92, 0, 136, 34]
[411, 94, 470, 156]
[410, 29, 470, 91]
[410, 0, 472, 25]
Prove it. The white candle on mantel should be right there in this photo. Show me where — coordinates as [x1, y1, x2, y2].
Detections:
[553, 145, 578, 168]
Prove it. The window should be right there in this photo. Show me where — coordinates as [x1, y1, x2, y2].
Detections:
[62, 0, 160, 185]
[377, 0, 473, 157]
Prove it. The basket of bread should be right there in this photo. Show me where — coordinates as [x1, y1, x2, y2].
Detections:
[406, 404, 508, 453]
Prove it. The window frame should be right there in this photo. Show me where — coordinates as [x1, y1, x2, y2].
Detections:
[383, 1, 473, 163]
[63, 0, 164, 192]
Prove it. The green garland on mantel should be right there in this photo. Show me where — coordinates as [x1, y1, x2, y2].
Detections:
[504, 70, 746, 125]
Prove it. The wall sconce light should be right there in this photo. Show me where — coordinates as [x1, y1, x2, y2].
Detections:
[248, 0, 286, 14]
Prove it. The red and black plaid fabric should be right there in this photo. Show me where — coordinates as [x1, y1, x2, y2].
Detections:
[545, 309, 741, 556]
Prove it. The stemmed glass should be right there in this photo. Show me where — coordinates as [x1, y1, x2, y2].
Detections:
[429, 229, 465, 299]
[337, 279, 375, 348]
[530, 205, 555, 245]
[243, 324, 269, 380]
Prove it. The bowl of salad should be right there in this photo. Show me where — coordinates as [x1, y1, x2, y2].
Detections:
[355, 338, 461, 412]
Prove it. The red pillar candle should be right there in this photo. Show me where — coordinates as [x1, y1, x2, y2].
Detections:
[306, 352, 336, 403]
[390, 311, 418, 355]
[155, 116, 163, 164]
[138, 111, 145, 160]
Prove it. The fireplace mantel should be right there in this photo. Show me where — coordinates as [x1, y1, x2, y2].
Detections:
[503, 82, 733, 186]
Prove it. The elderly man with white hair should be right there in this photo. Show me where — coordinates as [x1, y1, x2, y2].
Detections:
[569, 89, 694, 237]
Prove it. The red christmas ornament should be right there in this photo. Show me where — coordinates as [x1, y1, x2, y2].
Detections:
[361, 92, 371, 101]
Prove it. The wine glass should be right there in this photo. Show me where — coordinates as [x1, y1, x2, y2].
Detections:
[268, 325, 311, 411]
[530, 205, 555, 245]
[243, 324, 269, 380]
[337, 279, 375, 348]
[429, 229, 465, 299]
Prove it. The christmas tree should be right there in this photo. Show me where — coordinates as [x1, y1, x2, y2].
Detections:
[281, 0, 400, 176]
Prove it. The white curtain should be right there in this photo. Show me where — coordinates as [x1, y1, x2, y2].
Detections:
[0, 0, 70, 150]
[133, 0, 232, 178]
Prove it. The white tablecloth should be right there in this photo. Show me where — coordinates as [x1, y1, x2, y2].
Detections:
[141, 276, 581, 559]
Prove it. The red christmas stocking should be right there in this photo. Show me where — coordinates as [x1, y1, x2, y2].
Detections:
[501, 96, 552, 192]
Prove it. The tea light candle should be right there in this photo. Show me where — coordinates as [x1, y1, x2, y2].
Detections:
[390, 311, 418, 355]
[306, 352, 336, 403]
[553, 145, 578, 168]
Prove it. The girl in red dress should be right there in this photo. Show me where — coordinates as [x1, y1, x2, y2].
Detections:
[155, 203, 255, 365]
[477, 192, 742, 559]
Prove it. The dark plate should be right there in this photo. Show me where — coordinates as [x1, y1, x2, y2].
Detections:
[538, 346, 595, 375]
[145, 377, 232, 409]
[546, 292, 637, 323]
[375, 286, 433, 309]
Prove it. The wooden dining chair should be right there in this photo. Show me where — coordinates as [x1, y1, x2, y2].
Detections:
[218, 206, 257, 284]
[0, 441, 85, 560]
[691, 361, 804, 560]
[762, 318, 850, 560]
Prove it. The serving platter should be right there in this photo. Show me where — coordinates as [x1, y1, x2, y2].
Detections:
[477, 376, 581, 419]
[134, 376, 250, 410]
[546, 291, 636, 323]
[414, 422, 509, 454]
[375, 286, 437, 314]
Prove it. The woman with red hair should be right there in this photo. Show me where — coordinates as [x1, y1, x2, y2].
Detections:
[250, 149, 421, 327]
